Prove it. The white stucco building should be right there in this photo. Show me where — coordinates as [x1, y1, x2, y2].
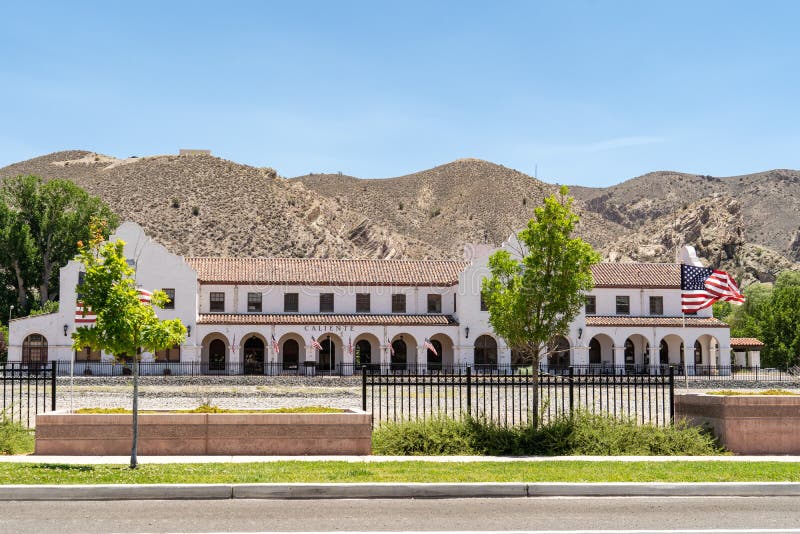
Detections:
[8, 222, 749, 375]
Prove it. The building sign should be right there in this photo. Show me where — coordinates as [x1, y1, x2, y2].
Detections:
[304, 325, 356, 333]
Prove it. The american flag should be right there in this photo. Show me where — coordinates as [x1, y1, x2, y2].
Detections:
[271, 334, 280, 355]
[387, 339, 394, 356]
[310, 336, 323, 350]
[348, 337, 353, 355]
[681, 264, 744, 313]
[423, 338, 438, 356]
[75, 288, 153, 324]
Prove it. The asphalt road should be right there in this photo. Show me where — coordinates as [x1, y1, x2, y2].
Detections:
[1, 496, 799, 533]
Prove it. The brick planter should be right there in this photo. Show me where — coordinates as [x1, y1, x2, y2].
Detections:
[34, 410, 372, 455]
[675, 393, 800, 454]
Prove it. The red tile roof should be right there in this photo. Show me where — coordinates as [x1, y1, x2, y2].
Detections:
[585, 316, 728, 328]
[197, 313, 459, 326]
[591, 263, 680, 288]
[730, 337, 765, 348]
[186, 258, 468, 286]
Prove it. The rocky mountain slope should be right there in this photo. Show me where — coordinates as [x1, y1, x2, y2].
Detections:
[2, 151, 798, 284]
[0, 151, 440, 259]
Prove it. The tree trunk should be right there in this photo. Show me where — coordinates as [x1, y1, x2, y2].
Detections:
[130, 347, 141, 469]
[11, 260, 27, 310]
[39, 258, 52, 305]
[532, 356, 540, 429]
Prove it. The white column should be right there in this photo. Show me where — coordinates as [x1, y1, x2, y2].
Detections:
[718, 347, 731, 375]
[342, 342, 354, 376]
[304, 344, 317, 375]
[613, 345, 626, 374]
[380, 344, 391, 373]
[572, 345, 589, 372]
[417, 345, 427, 373]
[750, 350, 761, 367]
[498, 346, 511, 373]
[684, 344, 695, 375]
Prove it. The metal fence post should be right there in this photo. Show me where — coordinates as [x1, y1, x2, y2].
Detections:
[669, 365, 675, 425]
[361, 365, 367, 412]
[50, 361, 57, 411]
[568, 366, 575, 418]
[466, 366, 472, 417]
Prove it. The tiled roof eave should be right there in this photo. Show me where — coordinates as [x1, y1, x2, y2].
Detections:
[197, 313, 460, 327]
[593, 284, 680, 289]
[197, 280, 459, 287]
[585, 315, 729, 328]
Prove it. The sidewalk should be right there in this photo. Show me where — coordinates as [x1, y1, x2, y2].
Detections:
[1, 454, 799, 464]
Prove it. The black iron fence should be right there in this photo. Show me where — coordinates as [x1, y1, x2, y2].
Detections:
[0, 362, 57, 427]
[362, 366, 675, 428]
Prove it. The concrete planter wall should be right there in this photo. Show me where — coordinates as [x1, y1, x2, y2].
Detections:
[35, 410, 372, 455]
[675, 393, 800, 454]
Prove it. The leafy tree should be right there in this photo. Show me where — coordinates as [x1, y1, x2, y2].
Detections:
[71, 221, 185, 468]
[482, 186, 600, 426]
[0, 175, 118, 311]
[0, 325, 8, 364]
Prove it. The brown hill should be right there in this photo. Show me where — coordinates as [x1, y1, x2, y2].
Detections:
[296, 158, 625, 258]
[2, 150, 798, 284]
[0, 151, 441, 259]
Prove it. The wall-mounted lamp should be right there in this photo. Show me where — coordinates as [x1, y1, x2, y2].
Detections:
[186, 325, 191, 337]
[63, 324, 69, 337]
[578, 328, 583, 340]
[465, 327, 470, 339]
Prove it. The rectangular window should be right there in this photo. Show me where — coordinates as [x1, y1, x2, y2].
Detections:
[162, 288, 175, 310]
[480, 292, 488, 312]
[649, 296, 664, 316]
[247, 292, 262, 313]
[356, 293, 370, 313]
[427, 294, 442, 314]
[77, 271, 86, 299]
[209, 292, 225, 312]
[585, 295, 596, 315]
[284, 293, 299, 313]
[320, 293, 334, 313]
[75, 346, 101, 362]
[615, 295, 630, 315]
[391, 293, 406, 313]
[155, 344, 181, 362]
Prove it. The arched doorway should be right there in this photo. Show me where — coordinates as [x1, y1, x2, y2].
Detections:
[589, 338, 602, 365]
[427, 339, 443, 371]
[243, 336, 265, 375]
[318, 338, 336, 372]
[22, 334, 48, 369]
[624, 338, 635, 370]
[391, 339, 407, 371]
[282, 339, 299, 370]
[659, 340, 669, 366]
[474, 335, 497, 369]
[209, 339, 226, 372]
[355, 340, 372, 369]
[548, 336, 570, 371]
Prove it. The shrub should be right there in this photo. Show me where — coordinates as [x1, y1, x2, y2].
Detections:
[191, 206, 200, 216]
[372, 412, 724, 456]
[171, 198, 180, 208]
[398, 202, 404, 210]
[0, 416, 34, 455]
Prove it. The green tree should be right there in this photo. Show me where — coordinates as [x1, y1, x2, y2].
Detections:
[481, 186, 600, 426]
[71, 221, 185, 468]
[1, 175, 118, 311]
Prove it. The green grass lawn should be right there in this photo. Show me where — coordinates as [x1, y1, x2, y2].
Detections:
[0, 461, 798, 485]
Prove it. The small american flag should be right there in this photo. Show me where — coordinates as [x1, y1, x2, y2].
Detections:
[75, 288, 153, 324]
[310, 336, 323, 350]
[681, 264, 744, 313]
[348, 337, 353, 355]
[387, 339, 394, 356]
[271, 334, 280, 354]
[423, 338, 438, 356]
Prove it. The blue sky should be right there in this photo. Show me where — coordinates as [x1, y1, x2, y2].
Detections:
[1, 1, 798, 186]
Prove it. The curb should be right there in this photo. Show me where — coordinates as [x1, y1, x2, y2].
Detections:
[1, 482, 800, 501]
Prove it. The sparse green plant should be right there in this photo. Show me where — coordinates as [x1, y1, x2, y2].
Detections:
[398, 202, 404, 210]
[0, 411, 34, 455]
[429, 208, 441, 218]
[191, 206, 199, 216]
[171, 198, 180, 208]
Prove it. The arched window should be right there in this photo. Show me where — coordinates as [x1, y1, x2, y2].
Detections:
[209, 339, 226, 371]
[589, 338, 602, 365]
[243, 336, 264, 375]
[548, 336, 570, 370]
[474, 335, 497, 368]
[22, 334, 48, 367]
[391, 339, 407, 371]
[659, 340, 669, 365]
[355, 340, 372, 367]
[318, 338, 335, 372]
[282, 339, 299, 370]
[624, 339, 635, 365]
[427, 339, 443, 371]
[694, 340, 703, 365]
